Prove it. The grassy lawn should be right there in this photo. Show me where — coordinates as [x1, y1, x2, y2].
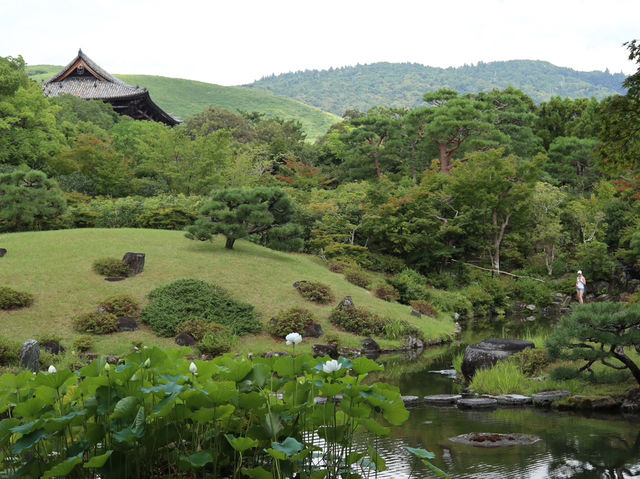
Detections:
[0, 229, 454, 358]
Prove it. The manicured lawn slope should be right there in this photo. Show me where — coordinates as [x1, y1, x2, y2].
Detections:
[0, 229, 454, 356]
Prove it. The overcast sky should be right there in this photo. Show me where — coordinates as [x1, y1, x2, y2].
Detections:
[2, 0, 638, 86]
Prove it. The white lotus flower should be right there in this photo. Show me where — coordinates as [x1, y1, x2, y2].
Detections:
[189, 362, 198, 375]
[47, 365, 57, 374]
[323, 359, 342, 374]
[285, 332, 303, 345]
[104, 363, 110, 372]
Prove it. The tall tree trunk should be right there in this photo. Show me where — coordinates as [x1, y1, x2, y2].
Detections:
[225, 237, 236, 249]
[439, 144, 452, 174]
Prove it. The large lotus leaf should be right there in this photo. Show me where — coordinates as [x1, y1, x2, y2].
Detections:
[79, 357, 107, 378]
[262, 412, 283, 438]
[340, 401, 371, 419]
[0, 371, 34, 390]
[77, 376, 109, 397]
[0, 418, 19, 445]
[318, 382, 345, 397]
[141, 382, 184, 396]
[351, 357, 382, 375]
[159, 372, 189, 384]
[316, 425, 347, 443]
[151, 392, 179, 418]
[270, 436, 305, 458]
[247, 362, 271, 388]
[241, 466, 272, 479]
[10, 419, 43, 435]
[282, 380, 313, 406]
[237, 391, 264, 410]
[34, 369, 75, 390]
[110, 396, 140, 421]
[214, 356, 253, 383]
[380, 399, 408, 426]
[33, 386, 58, 407]
[358, 418, 390, 436]
[203, 380, 238, 404]
[405, 446, 435, 460]
[13, 427, 48, 454]
[181, 389, 213, 410]
[112, 425, 143, 443]
[367, 445, 387, 472]
[83, 450, 112, 468]
[44, 410, 88, 433]
[85, 422, 105, 445]
[347, 451, 367, 466]
[225, 434, 259, 452]
[42, 453, 82, 478]
[110, 364, 137, 384]
[189, 407, 216, 425]
[66, 438, 90, 457]
[12, 397, 49, 419]
[179, 451, 213, 469]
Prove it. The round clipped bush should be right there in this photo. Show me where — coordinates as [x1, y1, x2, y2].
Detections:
[198, 325, 235, 356]
[296, 281, 334, 304]
[73, 335, 94, 353]
[327, 257, 357, 273]
[329, 306, 420, 339]
[0, 337, 21, 366]
[92, 257, 130, 277]
[176, 319, 212, 341]
[141, 279, 261, 337]
[409, 300, 438, 318]
[100, 294, 141, 319]
[73, 312, 119, 334]
[268, 307, 317, 338]
[0, 286, 34, 310]
[373, 283, 400, 302]
[343, 267, 371, 289]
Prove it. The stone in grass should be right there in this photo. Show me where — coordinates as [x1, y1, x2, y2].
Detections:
[424, 394, 462, 406]
[0, 248, 6, 257]
[19, 339, 40, 373]
[337, 296, 355, 310]
[456, 398, 498, 409]
[40, 340, 66, 355]
[175, 333, 197, 347]
[117, 317, 139, 332]
[461, 338, 535, 381]
[312, 343, 338, 359]
[532, 390, 570, 406]
[122, 252, 145, 276]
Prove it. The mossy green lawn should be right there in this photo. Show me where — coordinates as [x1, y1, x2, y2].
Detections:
[0, 229, 454, 357]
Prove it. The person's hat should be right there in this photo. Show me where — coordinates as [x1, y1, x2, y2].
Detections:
[577, 270, 582, 274]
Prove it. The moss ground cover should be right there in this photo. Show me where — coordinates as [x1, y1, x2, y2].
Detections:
[0, 228, 454, 358]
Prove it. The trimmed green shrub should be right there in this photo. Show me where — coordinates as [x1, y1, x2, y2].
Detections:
[92, 257, 130, 277]
[323, 243, 405, 273]
[507, 348, 549, 377]
[0, 286, 34, 310]
[387, 269, 428, 304]
[73, 312, 119, 334]
[373, 283, 400, 302]
[198, 326, 235, 356]
[510, 278, 553, 307]
[100, 294, 141, 319]
[269, 307, 317, 338]
[329, 307, 419, 339]
[459, 283, 494, 316]
[0, 337, 21, 365]
[138, 207, 198, 230]
[409, 300, 438, 318]
[176, 319, 211, 341]
[141, 279, 261, 337]
[296, 281, 334, 304]
[73, 335, 94, 353]
[327, 257, 357, 273]
[343, 267, 371, 288]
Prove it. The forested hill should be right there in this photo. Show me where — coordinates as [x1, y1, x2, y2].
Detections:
[246, 60, 628, 115]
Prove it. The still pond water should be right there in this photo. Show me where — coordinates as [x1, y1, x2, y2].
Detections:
[362, 320, 640, 479]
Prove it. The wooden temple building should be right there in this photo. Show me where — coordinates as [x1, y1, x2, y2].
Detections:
[42, 49, 180, 126]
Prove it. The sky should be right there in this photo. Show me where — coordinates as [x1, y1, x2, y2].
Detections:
[2, 0, 639, 86]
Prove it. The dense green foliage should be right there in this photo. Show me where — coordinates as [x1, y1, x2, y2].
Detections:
[329, 306, 421, 339]
[92, 258, 130, 277]
[141, 279, 261, 336]
[0, 287, 34, 310]
[295, 281, 334, 304]
[268, 307, 317, 338]
[0, 347, 411, 478]
[73, 311, 119, 335]
[99, 295, 141, 319]
[248, 60, 626, 115]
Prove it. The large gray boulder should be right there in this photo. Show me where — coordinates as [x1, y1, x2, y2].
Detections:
[19, 339, 40, 373]
[461, 338, 535, 381]
[122, 252, 145, 276]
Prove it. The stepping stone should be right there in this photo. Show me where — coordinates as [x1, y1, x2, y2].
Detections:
[402, 395, 421, 406]
[495, 394, 532, 406]
[456, 398, 498, 409]
[532, 390, 570, 406]
[424, 394, 462, 405]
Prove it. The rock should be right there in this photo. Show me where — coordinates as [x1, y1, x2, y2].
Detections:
[621, 388, 640, 413]
[456, 398, 498, 409]
[263, 351, 289, 358]
[561, 395, 619, 411]
[403, 336, 424, 350]
[312, 343, 339, 359]
[423, 394, 462, 405]
[410, 310, 422, 318]
[19, 340, 40, 372]
[428, 369, 457, 378]
[175, 333, 197, 347]
[495, 394, 532, 406]
[314, 397, 328, 405]
[337, 296, 355, 310]
[524, 315, 536, 322]
[449, 432, 541, 447]
[532, 390, 570, 406]
[122, 252, 145, 276]
[525, 304, 536, 311]
[402, 395, 421, 407]
[292, 281, 307, 289]
[461, 338, 535, 381]
[40, 340, 65, 355]
[0, 248, 6, 257]
[117, 317, 139, 332]
[453, 313, 460, 320]
[361, 338, 380, 353]
[513, 302, 527, 312]
[106, 355, 119, 364]
[303, 322, 323, 338]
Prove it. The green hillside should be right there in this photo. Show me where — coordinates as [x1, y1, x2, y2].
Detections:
[26, 66, 341, 141]
[246, 60, 628, 115]
[0, 229, 454, 358]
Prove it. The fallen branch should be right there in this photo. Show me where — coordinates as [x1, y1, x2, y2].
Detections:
[450, 259, 545, 283]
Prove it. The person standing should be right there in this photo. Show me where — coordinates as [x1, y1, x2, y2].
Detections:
[576, 270, 587, 304]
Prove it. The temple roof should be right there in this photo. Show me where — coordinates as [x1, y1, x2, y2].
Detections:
[42, 49, 180, 125]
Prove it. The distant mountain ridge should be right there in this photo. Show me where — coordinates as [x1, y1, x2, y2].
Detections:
[245, 60, 628, 115]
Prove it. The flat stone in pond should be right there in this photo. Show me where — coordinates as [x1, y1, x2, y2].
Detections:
[424, 394, 462, 405]
[495, 394, 532, 406]
[457, 398, 498, 409]
[402, 395, 421, 407]
[532, 390, 570, 406]
[449, 432, 541, 448]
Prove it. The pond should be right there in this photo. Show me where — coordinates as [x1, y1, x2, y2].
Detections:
[361, 320, 640, 478]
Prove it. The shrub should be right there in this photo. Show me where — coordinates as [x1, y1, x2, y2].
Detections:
[329, 307, 419, 339]
[373, 283, 399, 302]
[387, 269, 428, 304]
[92, 257, 130, 277]
[343, 267, 371, 288]
[269, 308, 317, 338]
[509, 278, 553, 307]
[459, 283, 494, 316]
[73, 312, 119, 334]
[409, 300, 438, 318]
[382, 318, 422, 340]
[0, 337, 21, 365]
[327, 257, 357, 273]
[0, 286, 34, 310]
[142, 279, 261, 337]
[138, 207, 198, 230]
[296, 281, 334, 304]
[73, 335, 94, 353]
[198, 325, 235, 356]
[507, 348, 549, 377]
[100, 294, 141, 319]
[323, 243, 405, 273]
[424, 289, 473, 319]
